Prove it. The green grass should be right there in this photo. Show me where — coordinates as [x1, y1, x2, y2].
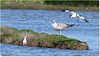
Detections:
[1, 0, 99, 11]
[45, 36, 82, 44]
[0, 26, 86, 45]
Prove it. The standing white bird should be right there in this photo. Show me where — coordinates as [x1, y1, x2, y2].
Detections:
[62, 10, 89, 23]
[23, 35, 27, 45]
[52, 20, 74, 36]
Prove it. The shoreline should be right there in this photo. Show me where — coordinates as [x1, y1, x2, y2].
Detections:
[1, 4, 99, 11]
[1, 9, 99, 12]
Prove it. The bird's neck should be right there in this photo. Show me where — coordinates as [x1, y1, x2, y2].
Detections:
[53, 22, 57, 25]
[24, 36, 27, 40]
[53, 22, 57, 24]
[52, 22, 57, 27]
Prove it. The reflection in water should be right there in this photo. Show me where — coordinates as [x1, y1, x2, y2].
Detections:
[1, 9, 99, 56]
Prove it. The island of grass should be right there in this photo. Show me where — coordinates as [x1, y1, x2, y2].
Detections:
[0, 27, 89, 50]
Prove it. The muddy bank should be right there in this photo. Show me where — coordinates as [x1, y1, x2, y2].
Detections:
[0, 27, 89, 50]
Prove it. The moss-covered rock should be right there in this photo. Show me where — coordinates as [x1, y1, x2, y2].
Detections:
[0, 27, 89, 50]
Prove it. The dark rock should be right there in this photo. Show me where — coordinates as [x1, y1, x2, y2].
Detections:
[39, 41, 55, 48]
[2, 38, 13, 44]
[0, 38, 89, 50]
[77, 43, 89, 50]
[1, 38, 89, 50]
[56, 42, 70, 49]
[31, 42, 39, 47]
[70, 43, 89, 50]
[15, 41, 23, 46]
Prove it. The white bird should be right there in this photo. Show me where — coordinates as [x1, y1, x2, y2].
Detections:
[23, 35, 27, 45]
[52, 20, 74, 36]
[62, 10, 89, 23]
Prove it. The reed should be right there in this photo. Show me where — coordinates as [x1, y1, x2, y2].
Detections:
[1, 0, 99, 11]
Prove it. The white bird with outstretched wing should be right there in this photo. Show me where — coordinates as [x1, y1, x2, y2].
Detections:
[62, 10, 89, 23]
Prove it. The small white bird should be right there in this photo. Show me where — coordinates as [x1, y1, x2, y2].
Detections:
[52, 20, 74, 36]
[23, 35, 27, 45]
[62, 10, 89, 23]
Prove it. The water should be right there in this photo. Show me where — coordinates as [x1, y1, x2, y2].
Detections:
[1, 9, 99, 56]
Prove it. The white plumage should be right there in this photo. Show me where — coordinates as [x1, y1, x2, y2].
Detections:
[70, 11, 80, 18]
[52, 20, 74, 36]
[23, 35, 27, 45]
[62, 10, 89, 23]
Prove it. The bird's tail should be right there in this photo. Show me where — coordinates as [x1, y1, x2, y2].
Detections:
[67, 24, 74, 27]
[84, 19, 89, 23]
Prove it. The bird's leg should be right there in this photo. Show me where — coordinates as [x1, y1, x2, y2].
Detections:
[59, 30, 61, 36]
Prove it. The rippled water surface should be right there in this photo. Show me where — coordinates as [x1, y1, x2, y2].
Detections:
[1, 9, 99, 56]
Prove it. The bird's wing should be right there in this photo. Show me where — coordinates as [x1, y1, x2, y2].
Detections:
[79, 16, 89, 23]
[62, 10, 70, 12]
[66, 24, 74, 27]
[76, 13, 80, 17]
[57, 23, 68, 29]
[70, 11, 76, 14]
[79, 16, 85, 19]
[70, 11, 80, 16]
[84, 19, 89, 23]
[65, 10, 70, 12]
[62, 10, 81, 17]
[62, 10, 79, 15]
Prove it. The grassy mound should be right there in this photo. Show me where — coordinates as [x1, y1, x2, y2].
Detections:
[0, 27, 88, 50]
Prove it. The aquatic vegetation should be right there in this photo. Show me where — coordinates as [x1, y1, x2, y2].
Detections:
[1, 0, 99, 11]
[0, 27, 89, 50]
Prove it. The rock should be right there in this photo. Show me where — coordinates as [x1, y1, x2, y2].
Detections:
[39, 41, 55, 48]
[77, 43, 89, 50]
[31, 42, 39, 47]
[14, 41, 23, 46]
[2, 38, 13, 44]
[70, 43, 89, 50]
[0, 27, 89, 50]
[1, 38, 89, 50]
[56, 42, 70, 49]
[2, 54, 11, 56]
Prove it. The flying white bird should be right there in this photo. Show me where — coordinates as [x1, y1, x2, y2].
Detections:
[23, 35, 27, 45]
[52, 20, 74, 36]
[62, 10, 89, 23]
